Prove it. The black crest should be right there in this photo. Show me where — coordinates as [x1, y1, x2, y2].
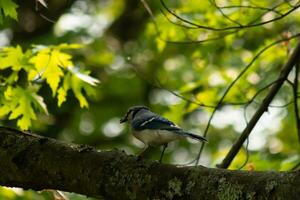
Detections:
[120, 105, 149, 123]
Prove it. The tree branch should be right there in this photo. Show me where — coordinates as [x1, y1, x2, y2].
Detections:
[0, 126, 300, 199]
[293, 62, 300, 143]
[217, 38, 300, 169]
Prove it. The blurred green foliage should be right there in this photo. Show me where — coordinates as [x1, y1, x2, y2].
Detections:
[0, 0, 300, 199]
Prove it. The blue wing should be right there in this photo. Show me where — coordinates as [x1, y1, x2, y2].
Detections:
[132, 115, 180, 131]
[132, 113, 208, 142]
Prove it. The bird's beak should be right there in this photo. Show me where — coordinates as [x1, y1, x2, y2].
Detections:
[120, 117, 127, 123]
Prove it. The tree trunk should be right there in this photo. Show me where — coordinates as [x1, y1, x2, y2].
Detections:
[0, 127, 299, 200]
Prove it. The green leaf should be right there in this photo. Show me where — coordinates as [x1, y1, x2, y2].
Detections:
[0, 0, 18, 23]
[0, 43, 98, 129]
[31, 93, 49, 115]
[68, 68, 98, 108]
[57, 43, 82, 49]
[68, 67, 100, 86]
[71, 74, 89, 108]
[57, 73, 71, 107]
[57, 87, 68, 106]
[0, 105, 10, 117]
[5, 87, 36, 129]
[1, 86, 48, 130]
[29, 47, 73, 95]
[0, 45, 25, 71]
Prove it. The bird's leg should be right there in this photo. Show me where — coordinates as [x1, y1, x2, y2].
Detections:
[138, 145, 153, 160]
[159, 143, 168, 163]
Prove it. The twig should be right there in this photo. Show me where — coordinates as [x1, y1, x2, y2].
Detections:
[238, 138, 250, 170]
[140, 0, 161, 36]
[217, 38, 300, 169]
[253, 100, 294, 108]
[160, 0, 300, 31]
[159, 9, 239, 44]
[209, 0, 243, 26]
[247, 2, 287, 25]
[35, 0, 56, 23]
[218, 5, 283, 16]
[290, 160, 300, 170]
[293, 61, 300, 143]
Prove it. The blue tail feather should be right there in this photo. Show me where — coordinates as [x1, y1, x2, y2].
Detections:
[175, 130, 208, 142]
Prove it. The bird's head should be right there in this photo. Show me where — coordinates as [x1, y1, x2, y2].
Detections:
[120, 105, 149, 123]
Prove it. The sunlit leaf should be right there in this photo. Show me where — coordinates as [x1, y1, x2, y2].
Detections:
[0, 105, 10, 117]
[0, 45, 25, 71]
[68, 67, 100, 86]
[57, 87, 67, 107]
[29, 47, 73, 95]
[37, 0, 47, 8]
[71, 74, 89, 108]
[31, 93, 49, 115]
[6, 87, 37, 129]
[0, 86, 49, 130]
[0, 0, 18, 23]
[57, 73, 71, 107]
[57, 43, 82, 49]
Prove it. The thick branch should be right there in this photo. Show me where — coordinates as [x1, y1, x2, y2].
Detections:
[0, 127, 300, 200]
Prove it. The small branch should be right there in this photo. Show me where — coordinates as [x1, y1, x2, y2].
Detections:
[159, 8, 239, 44]
[209, 0, 243, 26]
[160, 0, 300, 31]
[217, 38, 300, 169]
[293, 61, 300, 143]
[291, 161, 300, 171]
[247, 2, 286, 25]
[219, 4, 283, 16]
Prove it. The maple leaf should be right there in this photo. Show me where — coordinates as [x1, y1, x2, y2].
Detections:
[0, 0, 18, 23]
[69, 68, 99, 108]
[0, 43, 99, 129]
[57, 73, 71, 106]
[1, 86, 48, 130]
[0, 45, 26, 71]
[29, 47, 73, 95]
[56, 69, 99, 108]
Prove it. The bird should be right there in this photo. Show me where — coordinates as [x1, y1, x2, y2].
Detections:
[120, 105, 207, 162]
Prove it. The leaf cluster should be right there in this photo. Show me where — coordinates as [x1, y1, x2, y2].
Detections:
[0, 44, 99, 129]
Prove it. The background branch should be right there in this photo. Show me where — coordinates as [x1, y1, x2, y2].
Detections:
[217, 38, 300, 169]
[293, 62, 300, 143]
[160, 0, 300, 31]
[195, 34, 300, 165]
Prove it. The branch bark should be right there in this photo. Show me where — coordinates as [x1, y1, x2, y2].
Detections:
[217, 38, 300, 169]
[0, 126, 300, 200]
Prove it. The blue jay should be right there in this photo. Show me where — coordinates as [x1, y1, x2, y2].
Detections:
[120, 105, 207, 162]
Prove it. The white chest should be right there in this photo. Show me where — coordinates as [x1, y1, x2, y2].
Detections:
[133, 129, 181, 146]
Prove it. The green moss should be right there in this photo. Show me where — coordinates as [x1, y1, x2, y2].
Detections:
[108, 163, 153, 200]
[162, 177, 183, 199]
[246, 191, 256, 200]
[126, 189, 136, 200]
[217, 178, 243, 200]
[265, 180, 277, 193]
[184, 167, 200, 195]
[185, 180, 195, 194]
